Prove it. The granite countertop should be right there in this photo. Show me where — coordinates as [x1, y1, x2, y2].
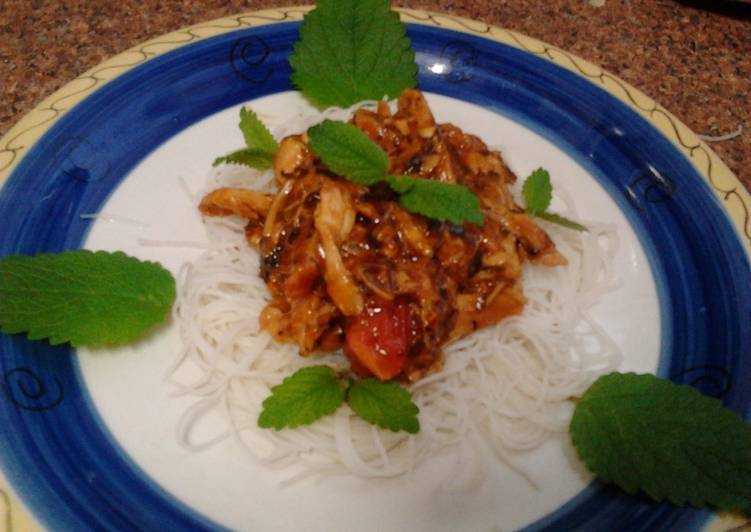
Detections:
[0, 0, 749, 191]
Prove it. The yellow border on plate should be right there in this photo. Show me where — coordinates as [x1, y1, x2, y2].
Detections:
[0, 7, 748, 532]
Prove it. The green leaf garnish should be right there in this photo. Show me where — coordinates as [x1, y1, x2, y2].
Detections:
[213, 107, 278, 169]
[347, 378, 420, 433]
[289, 0, 417, 108]
[522, 168, 553, 214]
[307, 120, 389, 185]
[0, 250, 175, 347]
[521, 167, 586, 231]
[307, 121, 484, 225]
[258, 365, 346, 430]
[257, 366, 420, 433]
[388, 175, 484, 225]
[571, 372, 751, 514]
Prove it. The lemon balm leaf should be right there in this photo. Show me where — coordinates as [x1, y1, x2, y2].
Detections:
[308, 120, 389, 185]
[214, 107, 278, 169]
[290, 0, 417, 108]
[348, 378, 419, 433]
[259, 366, 346, 430]
[391, 175, 484, 225]
[0, 250, 175, 347]
[571, 373, 751, 514]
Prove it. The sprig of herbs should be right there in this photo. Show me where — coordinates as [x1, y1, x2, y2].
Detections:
[213, 107, 278, 169]
[0, 250, 175, 346]
[289, 0, 418, 108]
[308, 120, 484, 225]
[259, 365, 420, 434]
[522, 168, 587, 231]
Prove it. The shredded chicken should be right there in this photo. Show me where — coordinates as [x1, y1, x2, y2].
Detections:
[199, 188, 272, 219]
[314, 180, 364, 316]
[199, 89, 567, 382]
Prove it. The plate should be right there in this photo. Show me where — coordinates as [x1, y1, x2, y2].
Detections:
[0, 8, 749, 531]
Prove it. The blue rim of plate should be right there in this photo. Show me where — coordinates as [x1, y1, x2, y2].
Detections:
[0, 16, 750, 532]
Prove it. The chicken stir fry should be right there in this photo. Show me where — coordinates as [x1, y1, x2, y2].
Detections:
[199, 89, 566, 382]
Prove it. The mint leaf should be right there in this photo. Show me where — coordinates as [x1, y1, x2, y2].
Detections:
[536, 211, 587, 232]
[571, 372, 751, 514]
[213, 149, 274, 169]
[0, 250, 175, 347]
[308, 120, 389, 185]
[214, 107, 278, 169]
[259, 365, 346, 430]
[289, 0, 417, 108]
[522, 168, 552, 214]
[348, 378, 419, 433]
[389, 175, 484, 225]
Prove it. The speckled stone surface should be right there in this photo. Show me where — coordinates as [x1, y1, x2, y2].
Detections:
[1, 0, 749, 190]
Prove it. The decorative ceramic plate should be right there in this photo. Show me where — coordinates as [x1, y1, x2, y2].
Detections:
[0, 8, 749, 531]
